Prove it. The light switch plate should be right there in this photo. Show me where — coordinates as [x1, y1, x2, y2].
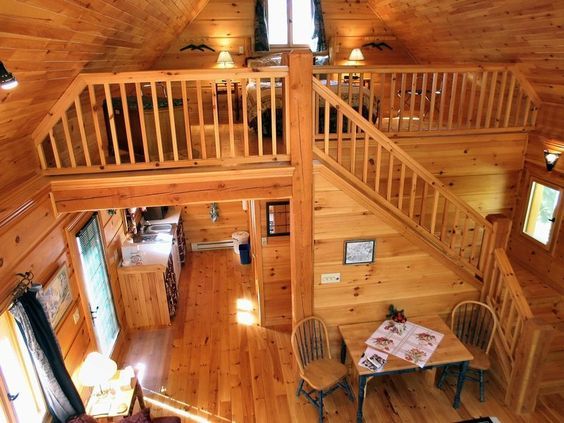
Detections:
[321, 273, 341, 284]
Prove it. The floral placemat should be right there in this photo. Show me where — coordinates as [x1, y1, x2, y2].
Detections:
[365, 320, 444, 368]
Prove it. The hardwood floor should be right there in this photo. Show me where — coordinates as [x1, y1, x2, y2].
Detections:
[118, 250, 564, 422]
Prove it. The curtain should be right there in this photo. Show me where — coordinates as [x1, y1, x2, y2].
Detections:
[311, 0, 327, 52]
[11, 291, 84, 423]
[254, 0, 269, 52]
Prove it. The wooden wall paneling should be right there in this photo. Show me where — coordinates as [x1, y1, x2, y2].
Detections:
[181, 201, 249, 244]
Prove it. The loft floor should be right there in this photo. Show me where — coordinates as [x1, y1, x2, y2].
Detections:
[117, 250, 564, 422]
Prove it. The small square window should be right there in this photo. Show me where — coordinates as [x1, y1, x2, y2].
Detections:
[522, 181, 561, 246]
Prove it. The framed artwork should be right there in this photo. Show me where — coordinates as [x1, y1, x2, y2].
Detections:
[37, 265, 73, 329]
[343, 240, 376, 265]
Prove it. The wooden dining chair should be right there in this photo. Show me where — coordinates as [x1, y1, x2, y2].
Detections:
[437, 300, 498, 401]
[291, 316, 354, 422]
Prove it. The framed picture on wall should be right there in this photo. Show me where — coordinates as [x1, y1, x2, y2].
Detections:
[37, 265, 73, 329]
[343, 240, 376, 265]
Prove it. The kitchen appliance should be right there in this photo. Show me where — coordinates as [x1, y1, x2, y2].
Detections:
[144, 206, 168, 220]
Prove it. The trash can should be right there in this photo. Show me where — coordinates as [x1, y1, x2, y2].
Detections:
[239, 244, 251, 265]
[232, 231, 250, 254]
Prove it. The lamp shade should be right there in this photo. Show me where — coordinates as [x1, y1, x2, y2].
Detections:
[78, 352, 117, 387]
[217, 51, 234, 67]
[544, 149, 561, 171]
[0, 61, 18, 90]
[348, 48, 365, 62]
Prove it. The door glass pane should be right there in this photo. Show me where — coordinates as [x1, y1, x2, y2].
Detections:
[0, 314, 46, 422]
[523, 181, 560, 245]
[268, 0, 288, 45]
[77, 214, 119, 356]
[292, 0, 313, 46]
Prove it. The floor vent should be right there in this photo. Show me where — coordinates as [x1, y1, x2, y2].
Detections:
[191, 240, 234, 251]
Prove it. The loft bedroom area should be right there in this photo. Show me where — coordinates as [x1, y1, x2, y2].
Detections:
[0, 1, 563, 423]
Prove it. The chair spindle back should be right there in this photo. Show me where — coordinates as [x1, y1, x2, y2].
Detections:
[291, 317, 331, 373]
[451, 300, 498, 354]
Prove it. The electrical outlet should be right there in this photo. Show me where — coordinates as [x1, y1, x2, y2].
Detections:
[321, 273, 341, 284]
[261, 237, 267, 246]
[238, 46, 244, 54]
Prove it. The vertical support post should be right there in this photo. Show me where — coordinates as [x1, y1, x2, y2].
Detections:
[482, 214, 512, 300]
[505, 318, 554, 414]
[288, 50, 313, 325]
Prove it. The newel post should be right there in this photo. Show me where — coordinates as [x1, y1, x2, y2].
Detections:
[288, 49, 314, 325]
[481, 214, 512, 300]
[505, 318, 555, 414]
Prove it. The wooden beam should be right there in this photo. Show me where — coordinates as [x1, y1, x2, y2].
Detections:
[49, 167, 294, 212]
[288, 50, 314, 325]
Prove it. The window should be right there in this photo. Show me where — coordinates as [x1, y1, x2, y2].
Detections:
[522, 180, 561, 246]
[266, 201, 290, 236]
[268, 0, 314, 48]
[0, 313, 46, 422]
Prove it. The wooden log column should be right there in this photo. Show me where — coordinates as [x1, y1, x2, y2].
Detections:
[482, 214, 512, 299]
[288, 50, 314, 325]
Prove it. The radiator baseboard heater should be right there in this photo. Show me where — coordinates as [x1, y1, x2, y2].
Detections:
[191, 239, 234, 251]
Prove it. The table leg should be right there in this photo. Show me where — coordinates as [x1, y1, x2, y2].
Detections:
[356, 375, 368, 423]
[453, 361, 469, 409]
[340, 340, 347, 364]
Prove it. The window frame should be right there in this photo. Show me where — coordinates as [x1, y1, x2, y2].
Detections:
[519, 175, 563, 252]
[267, 0, 312, 50]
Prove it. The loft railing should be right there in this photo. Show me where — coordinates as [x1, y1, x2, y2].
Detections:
[312, 65, 541, 137]
[312, 77, 494, 277]
[32, 68, 290, 174]
[482, 248, 554, 413]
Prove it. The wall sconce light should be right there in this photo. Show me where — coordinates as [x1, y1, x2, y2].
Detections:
[348, 48, 365, 62]
[210, 202, 220, 223]
[216, 51, 234, 68]
[0, 61, 18, 90]
[544, 149, 561, 171]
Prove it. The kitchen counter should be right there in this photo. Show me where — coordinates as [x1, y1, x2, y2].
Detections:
[121, 234, 173, 268]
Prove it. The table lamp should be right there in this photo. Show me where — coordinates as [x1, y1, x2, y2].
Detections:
[217, 51, 235, 68]
[78, 352, 118, 395]
[348, 48, 365, 63]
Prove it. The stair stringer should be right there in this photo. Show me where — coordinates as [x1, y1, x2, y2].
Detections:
[315, 160, 482, 290]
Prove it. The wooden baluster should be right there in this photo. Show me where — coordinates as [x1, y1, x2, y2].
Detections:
[505, 303, 517, 347]
[49, 129, 62, 168]
[378, 73, 386, 130]
[314, 80, 320, 136]
[503, 73, 517, 128]
[358, 72, 365, 116]
[323, 95, 330, 155]
[419, 73, 428, 131]
[430, 189, 440, 235]
[389, 73, 397, 132]
[440, 199, 450, 241]
[336, 109, 343, 164]
[284, 75, 291, 155]
[180, 81, 193, 160]
[522, 97, 532, 127]
[509, 317, 522, 355]
[134, 83, 150, 162]
[36, 144, 48, 169]
[457, 73, 467, 129]
[165, 81, 178, 161]
[484, 71, 498, 128]
[362, 130, 370, 183]
[398, 163, 406, 212]
[447, 73, 457, 130]
[387, 152, 394, 202]
[449, 209, 460, 251]
[368, 74, 376, 125]
[475, 71, 488, 129]
[104, 83, 121, 164]
[438, 72, 448, 129]
[227, 79, 236, 157]
[149, 81, 164, 162]
[499, 288, 510, 322]
[419, 182, 429, 226]
[466, 72, 477, 128]
[347, 72, 354, 131]
[495, 71, 508, 128]
[351, 121, 357, 174]
[409, 172, 417, 219]
[211, 81, 221, 159]
[459, 214, 470, 259]
[60, 110, 77, 168]
[374, 144, 382, 193]
[269, 77, 277, 156]
[398, 73, 406, 132]
[408, 73, 417, 131]
[87, 85, 106, 166]
[469, 222, 482, 266]
[256, 78, 263, 156]
[196, 80, 207, 159]
[513, 87, 523, 127]
[242, 77, 250, 157]
[428, 72, 438, 130]
[119, 83, 135, 163]
[74, 97, 91, 167]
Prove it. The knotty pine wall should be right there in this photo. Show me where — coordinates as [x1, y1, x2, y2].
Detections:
[508, 104, 564, 292]
[313, 170, 480, 352]
[154, 0, 414, 70]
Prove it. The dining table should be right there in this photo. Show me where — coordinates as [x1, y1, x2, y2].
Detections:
[339, 315, 473, 423]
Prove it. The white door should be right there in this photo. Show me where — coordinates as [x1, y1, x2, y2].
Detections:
[76, 214, 119, 356]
